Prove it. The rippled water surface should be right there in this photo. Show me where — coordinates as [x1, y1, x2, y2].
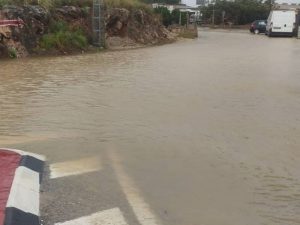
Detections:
[1, 29, 300, 225]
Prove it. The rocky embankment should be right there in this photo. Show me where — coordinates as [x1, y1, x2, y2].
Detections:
[0, 5, 175, 58]
[106, 8, 175, 49]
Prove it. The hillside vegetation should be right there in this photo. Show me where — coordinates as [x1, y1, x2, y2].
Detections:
[0, 0, 151, 9]
[0, 0, 175, 58]
[201, 0, 273, 25]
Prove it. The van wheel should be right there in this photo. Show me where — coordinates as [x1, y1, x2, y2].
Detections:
[254, 29, 259, 34]
[268, 30, 273, 37]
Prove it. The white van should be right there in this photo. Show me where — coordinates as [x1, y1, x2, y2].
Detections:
[266, 10, 296, 37]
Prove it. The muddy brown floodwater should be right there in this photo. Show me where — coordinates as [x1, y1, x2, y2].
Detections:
[1, 29, 300, 225]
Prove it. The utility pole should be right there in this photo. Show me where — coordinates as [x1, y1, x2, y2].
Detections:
[186, 11, 189, 28]
[179, 11, 182, 26]
[194, 12, 197, 29]
[222, 10, 225, 27]
[92, 0, 105, 47]
[269, 0, 273, 10]
[212, 4, 215, 26]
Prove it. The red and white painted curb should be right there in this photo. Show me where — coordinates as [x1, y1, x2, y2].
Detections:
[0, 148, 45, 225]
[0, 19, 25, 27]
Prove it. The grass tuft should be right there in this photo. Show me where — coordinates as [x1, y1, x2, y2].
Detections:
[104, 0, 152, 12]
[40, 20, 87, 51]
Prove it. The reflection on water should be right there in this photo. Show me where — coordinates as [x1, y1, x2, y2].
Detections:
[1, 30, 300, 224]
[250, 168, 300, 224]
[0, 52, 148, 136]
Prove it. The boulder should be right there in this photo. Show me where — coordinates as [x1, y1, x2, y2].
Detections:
[105, 8, 174, 46]
[54, 6, 84, 20]
[0, 5, 49, 57]
[1, 5, 49, 51]
[106, 8, 130, 36]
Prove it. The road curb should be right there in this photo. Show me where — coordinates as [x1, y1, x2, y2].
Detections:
[0, 148, 45, 225]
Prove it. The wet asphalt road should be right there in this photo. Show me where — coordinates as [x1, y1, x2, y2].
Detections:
[1, 28, 300, 225]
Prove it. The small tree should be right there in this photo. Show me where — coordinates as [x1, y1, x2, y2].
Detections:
[200, 0, 270, 25]
[264, 0, 275, 10]
[142, 0, 179, 4]
[154, 7, 187, 26]
[154, 6, 172, 26]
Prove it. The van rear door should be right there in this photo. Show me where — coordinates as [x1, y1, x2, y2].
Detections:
[272, 11, 295, 33]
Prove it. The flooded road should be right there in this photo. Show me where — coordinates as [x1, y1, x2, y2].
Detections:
[1, 29, 300, 225]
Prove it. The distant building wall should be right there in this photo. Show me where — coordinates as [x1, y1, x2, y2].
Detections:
[152, 3, 175, 11]
[275, 3, 300, 10]
[180, 0, 233, 7]
[180, 0, 198, 7]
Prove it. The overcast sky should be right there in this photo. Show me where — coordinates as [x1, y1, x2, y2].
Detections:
[276, 0, 300, 3]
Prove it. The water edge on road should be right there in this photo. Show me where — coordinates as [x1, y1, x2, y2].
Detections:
[1, 29, 300, 225]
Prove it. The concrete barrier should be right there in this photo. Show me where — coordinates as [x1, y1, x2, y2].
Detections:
[0, 149, 44, 225]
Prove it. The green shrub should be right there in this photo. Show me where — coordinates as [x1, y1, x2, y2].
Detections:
[1, 0, 15, 7]
[141, 0, 179, 4]
[7, 47, 17, 58]
[40, 20, 87, 51]
[0, 0, 8, 8]
[1, 0, 152, 12]
[81, 6, 90, 17]
[37, 0, 53, 9]
[154, 7, 171, 26]
[0, 0, 42, 7]
[104, 0, 151, 12]
[49, 20, 68, 33]
[154, 7, 186, 26]
[201, 0, 270, 25]
[52, 0, 92, 7]
[0, 0, 93, 8]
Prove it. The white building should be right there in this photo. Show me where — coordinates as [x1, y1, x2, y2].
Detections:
[180, 0, 199, 7]
[152, 3, 177, 11]
[179, 0, 233, 7]
[152, 2, 200, 11]
[180, 0, 210, 7]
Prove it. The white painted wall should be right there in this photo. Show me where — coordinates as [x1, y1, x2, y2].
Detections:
[181, 0, 198, 7]
[180, 0, 215, 7]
